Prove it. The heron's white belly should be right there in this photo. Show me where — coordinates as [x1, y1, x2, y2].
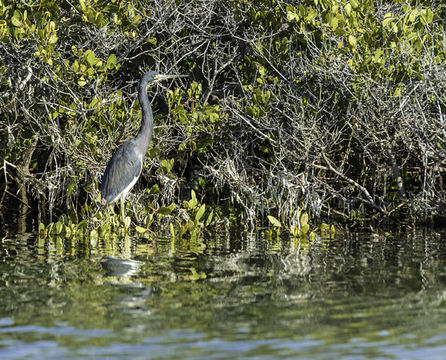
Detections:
[118, 175, 139, 202]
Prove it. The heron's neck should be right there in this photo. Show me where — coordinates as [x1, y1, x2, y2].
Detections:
[135, 84, 154, 154]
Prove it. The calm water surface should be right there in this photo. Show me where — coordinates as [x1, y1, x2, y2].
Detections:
[1, 228, 446, 359]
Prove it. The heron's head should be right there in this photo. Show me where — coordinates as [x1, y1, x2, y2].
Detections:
[141, 71, 188, 87]
[154, 73, 188, 81]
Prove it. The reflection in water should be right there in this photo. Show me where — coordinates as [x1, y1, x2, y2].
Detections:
[100, 257, 144, 279]
[1, 229, 446, 359]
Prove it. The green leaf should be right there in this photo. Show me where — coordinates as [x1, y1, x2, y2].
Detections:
[188, 190, 198, 209]
[331, 17, 338, 31]
[158, 203, 176, 215]
[267, 215, 282, 228]
[55, 221, 63, 235]
[170, 222, 175, 239]
[135, 226, 147, 234]
[420, 9, 434, 25]
[382, 15, 395, 27]
[197, 138, 213, 152]
[85, 50, 96, 66]
[160, 158, 174, 173]
[426, 9, 434, 23]
[48, 34, 58, 44]
[286, 6, 299, 22]
[408, 10, 417, 23]
[205, 209, 214, 226]
[350, 0, 359, 9]
[89, 97, 99, 108]
[373, 48, 384, 63]
[78, 219, 88, 231]
[344, 3, 352, 16]
[66, 180, 76, 197]
[300, 212, 309, 228]
[38, 223, 46, 238]
[146, 184, 160, 195]
[147, 36, 157, 45]
[78, 76, 86, 86]
[90, 229, 98, 246]
[348, 34, 357, 47]
[71, 60, 79, 72]
[195, 204, 206, 222]
[106, 54, 117, 69]
[11, 13, 22, 27]
[64, 225, 72, 237]
[46, 222, 54, 235]
[145, 214, 153, 227]
[99, 224, 110, 236]
[320, 223, 330, 234]
[123, 216, 131, 228]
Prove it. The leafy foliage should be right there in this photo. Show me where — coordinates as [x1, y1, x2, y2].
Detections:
[1, 0, 445, 235]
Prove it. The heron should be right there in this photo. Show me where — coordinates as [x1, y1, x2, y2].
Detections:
[100, 71, 187, 219]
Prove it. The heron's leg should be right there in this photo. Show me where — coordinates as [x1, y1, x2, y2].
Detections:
[120, 197, 126, 220]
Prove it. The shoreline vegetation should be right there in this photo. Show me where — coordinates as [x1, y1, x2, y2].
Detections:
[1, 0, 445, 238]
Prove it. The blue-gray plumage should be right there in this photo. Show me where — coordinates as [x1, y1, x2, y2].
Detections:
[100, 71, 187, 218]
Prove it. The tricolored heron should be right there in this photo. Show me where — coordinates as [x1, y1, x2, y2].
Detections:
[100, 71, 187, 219]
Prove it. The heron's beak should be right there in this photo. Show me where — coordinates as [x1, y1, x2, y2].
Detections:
[154, 74, 188, 81]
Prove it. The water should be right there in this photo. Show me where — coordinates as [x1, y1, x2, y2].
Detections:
[1, 229, 446, 359]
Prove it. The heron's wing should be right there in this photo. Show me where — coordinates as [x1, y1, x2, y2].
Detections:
[100, 140, 143, 204]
